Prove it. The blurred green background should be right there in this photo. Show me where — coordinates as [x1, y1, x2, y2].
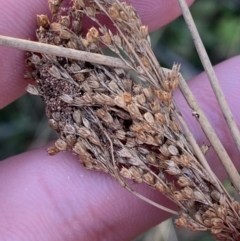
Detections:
[0, 0, 239, 240]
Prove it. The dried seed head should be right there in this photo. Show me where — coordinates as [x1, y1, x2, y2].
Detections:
[37, 15, 50, 29]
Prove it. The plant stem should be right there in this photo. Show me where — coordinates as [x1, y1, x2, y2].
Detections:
[177, 73, 240, 194]
[177, 0, 240, 154]
[0, 35, 129, 69]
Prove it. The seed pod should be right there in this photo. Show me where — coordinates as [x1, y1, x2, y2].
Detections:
[73, 109, 82, 125]
[66, 135, 76, 147]
[64, 124, 76, 135]
[26, 84, 39, 95]
[122, 92, 132, 103]
[49, 119, 59, 130]
[55, 139, 68, 151]
[168, 145, 179, 156]
[115, 130, 126, 140]
[37, 15, 50, 29]
[47, 146, 60, 155]
[60, 29, 72, 39]
[120, 167, 132, 179]
[60, 16, 70, 27]
[146, 153, 157, 164]
[60, 94, 73, 104]
[129, 166, 143, 183]
[181, 186, 194, 199]
[140, 25, 148, 38]
[143, 172, 155, 185]
[48, 65, 62, 79]
[177, 176, 191, 187]
[78, 127, 92, 138]
[108, 6, 120, 20]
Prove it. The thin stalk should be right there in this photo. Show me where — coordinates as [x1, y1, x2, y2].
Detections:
[177, 0, 240, 154]
[0, 35, 129, 70]
[177, 73, 240, 194]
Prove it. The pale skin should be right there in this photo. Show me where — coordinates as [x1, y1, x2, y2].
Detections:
[0, 0, 240, 240]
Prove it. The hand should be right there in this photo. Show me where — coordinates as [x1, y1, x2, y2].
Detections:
[0, 0, 240, 240]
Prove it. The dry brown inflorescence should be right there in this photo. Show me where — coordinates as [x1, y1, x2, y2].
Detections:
[25, 0, 240, 240]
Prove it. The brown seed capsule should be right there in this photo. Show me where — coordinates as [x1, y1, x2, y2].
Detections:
[122, 92, 132, 103]
[48, 0, 63, 15]
[168, 145, 179, 156]
[181, 186, 194, 199]
[48, 65, 62, 79]
[173, 191, 184, 201]
[211, 218, 224, 229]
[73, 141, 86, 155]
[49, 119, 59, 130]
[26, 84, 39, 95]
[73, 0, 85, 9]
[140, 25, 148, 38]
[60, 16, 70, 27]
[120, 167, 132, 179]
[143, 112, 154, 125]
[146, 153, 157, 164]
[115, 130, 126, 140]
[129, 167, 143, 183]
[47, 146, 60, 156]
[66, 135, 76, 147]
[60, 94, 73, 104]
[59, 29, 72, 39]
[177, 176, 191, 187]
[108, 6, 120, 20]
[37, 15, 50, 29]
[55, 139, 68, 151]
[101, 33, 112, 45]
[155, 89, 171, 103]
[153, 181, 165, 192]
[73, 110, 82, 125]
[76, 126, 91, 138]
[143, 172, 155, 185]
[64, 124, 76, 135]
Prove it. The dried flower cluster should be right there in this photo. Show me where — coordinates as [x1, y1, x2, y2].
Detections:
[25, 0, 240, 240]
